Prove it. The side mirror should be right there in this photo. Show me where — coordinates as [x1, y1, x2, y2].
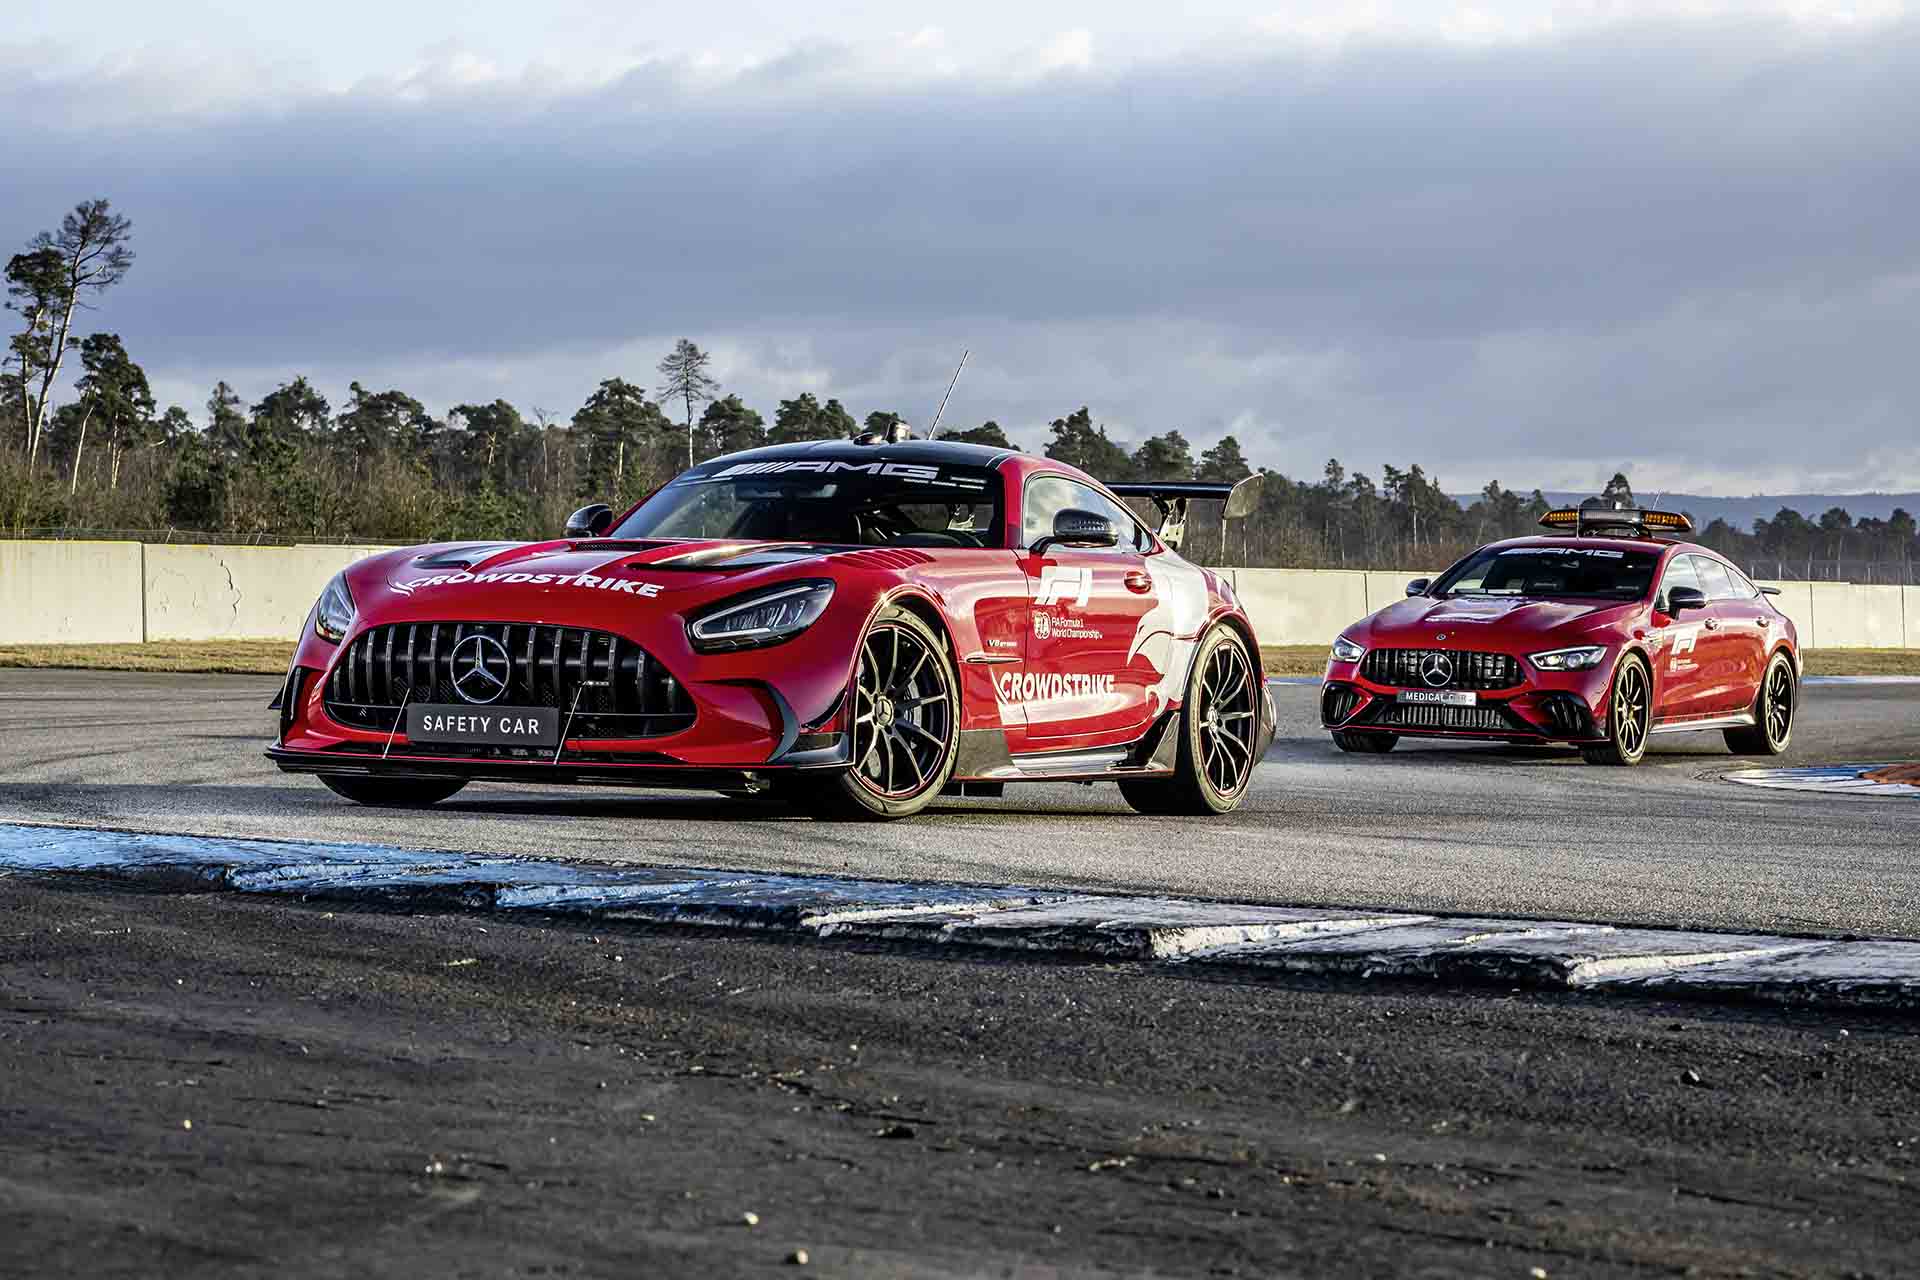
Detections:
[1665, 585, 1707, 615]
[1405, 578, 1431, 597]
[565, 504, 613, 539]
[1033, 508, 1118, 556]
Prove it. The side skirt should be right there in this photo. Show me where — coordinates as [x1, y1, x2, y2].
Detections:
[1649, 712, 1757, 735]
[954, 712, 1183, 783]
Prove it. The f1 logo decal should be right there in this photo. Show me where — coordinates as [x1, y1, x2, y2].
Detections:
[1035, 565, 1093, 607]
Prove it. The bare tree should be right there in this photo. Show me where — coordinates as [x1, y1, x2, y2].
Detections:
[656, 338, 719, 469]
[4, 200, 135, 470]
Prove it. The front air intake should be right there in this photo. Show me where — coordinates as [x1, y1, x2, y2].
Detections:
[324, 622, 694, 739]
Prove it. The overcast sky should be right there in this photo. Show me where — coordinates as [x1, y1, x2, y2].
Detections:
[7, 2, 1918, 495]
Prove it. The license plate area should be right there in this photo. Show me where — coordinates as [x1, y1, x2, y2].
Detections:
[1396, 689, 1477, 707]
[407, 704, 560, 747]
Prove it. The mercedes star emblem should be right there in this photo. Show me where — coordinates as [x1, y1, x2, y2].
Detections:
[450, 633, 511, 704]
[1419, 651, 1455, 688]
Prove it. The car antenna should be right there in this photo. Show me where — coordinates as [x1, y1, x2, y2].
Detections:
[926, 349, 969, 439]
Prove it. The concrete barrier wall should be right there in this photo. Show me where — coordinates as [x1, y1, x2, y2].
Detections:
[144, 544, 394, 642]
[1804, 581, 1906, 650]
[0, 541, 146, 644]
[1755, 580, 1815, 649]
[0, 542, 1913, 649]
[1230, 569, 1369, 650]
[1362, 571, 1436, 616]
[1239, 567, 1909, 649]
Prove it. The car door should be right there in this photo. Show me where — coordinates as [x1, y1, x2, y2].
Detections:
[1650, 552, 1711, 720]
[1013, 474, 1161, 750]
[1692, 555, 1765, 714]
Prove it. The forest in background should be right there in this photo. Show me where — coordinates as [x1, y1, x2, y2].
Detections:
[7, 200, 1916, 578]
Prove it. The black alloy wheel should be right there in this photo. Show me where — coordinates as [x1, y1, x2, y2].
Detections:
[319, 776, 469, 807]
[1580, 653, 1650, 766]
[1121, 625, 1262, 815]
[794, 606, 959, 820]
[1725, 652, 1796, 756]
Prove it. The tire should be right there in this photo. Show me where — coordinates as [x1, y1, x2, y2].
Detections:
[1331, 730, 1398, 754]
[320, 775, 468, 807]
[1119, 625, 1262, 816]
[794, 606, 960, 820]
[1724, 651, 1795, 756]
[1579, 653, 1651, 766]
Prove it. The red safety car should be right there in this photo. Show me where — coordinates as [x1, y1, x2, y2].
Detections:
[1319, 506, 1800, 765]
[269, 430, 1273, 818]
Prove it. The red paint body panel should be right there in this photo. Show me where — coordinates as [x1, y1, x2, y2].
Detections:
[272, 441, 1272, 791]
[1320, 536, 1800, 746]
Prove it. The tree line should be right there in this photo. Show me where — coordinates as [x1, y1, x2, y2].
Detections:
[6, 199, 1914, 576]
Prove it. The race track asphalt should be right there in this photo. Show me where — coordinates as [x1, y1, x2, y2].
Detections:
[0, 670, 1915, 939]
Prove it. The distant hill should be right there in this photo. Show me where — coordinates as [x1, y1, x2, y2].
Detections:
[1449, 491, 1920, 532]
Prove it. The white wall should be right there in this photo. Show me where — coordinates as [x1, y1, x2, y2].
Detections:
[0, 542, 1912, 649]
[144, 544, 394, 641]
[1234, 567, 1909, 649]
[0, 541, 145, 644]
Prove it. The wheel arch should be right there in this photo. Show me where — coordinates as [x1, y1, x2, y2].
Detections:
[878, 586, 957, 657]
[1205, 605, 1264, 678]
[1612, 641, 1657, 718]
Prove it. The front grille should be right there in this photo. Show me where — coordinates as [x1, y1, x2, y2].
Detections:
[324, 622, 695, 739]
[1367, 702, 1515, 732]
[1360, 648, 1522, 691]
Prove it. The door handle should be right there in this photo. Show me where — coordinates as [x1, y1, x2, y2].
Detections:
[1123, 570, 1153, 594]
[1704, 618, 1720, 631]
[1755, 616, 1770, 627]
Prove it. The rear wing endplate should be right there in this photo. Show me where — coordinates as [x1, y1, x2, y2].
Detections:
[1107, 474, 1264, 551]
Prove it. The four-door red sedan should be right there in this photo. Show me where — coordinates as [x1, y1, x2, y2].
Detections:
[1320, 507, 1800, 765]
[270, 432, 1274, 819]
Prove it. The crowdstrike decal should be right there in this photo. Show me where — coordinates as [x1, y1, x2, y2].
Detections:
[390, 572, 665, 599]
[994, 670, 1117, 703]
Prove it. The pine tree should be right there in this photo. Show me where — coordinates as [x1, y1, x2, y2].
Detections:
[656, 339, 719, 469]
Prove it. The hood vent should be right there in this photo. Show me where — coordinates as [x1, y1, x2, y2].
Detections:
[412, 543, 517, 571]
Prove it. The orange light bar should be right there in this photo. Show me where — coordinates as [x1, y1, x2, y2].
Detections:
[1537, 506, 1695, 535]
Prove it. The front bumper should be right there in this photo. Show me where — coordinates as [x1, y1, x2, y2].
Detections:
[271, 604, 875, 780]
[1319, 655, 1613, 743]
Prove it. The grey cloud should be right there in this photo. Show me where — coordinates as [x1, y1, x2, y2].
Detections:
[4, 16, 1920, 491]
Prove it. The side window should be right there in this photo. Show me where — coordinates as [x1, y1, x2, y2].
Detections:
[1691, 556, 1736, 602]
[1722, 564, 1761, 599]
[1658, 555, 1702, 610]
[1021, 476, 1149, 552]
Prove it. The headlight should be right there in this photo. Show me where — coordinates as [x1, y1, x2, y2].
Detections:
[1529, 644, 1607, 672]
[313, 572, 355, 644]
[688, 580, 835, 652]
[1330, 635, 1366, 663]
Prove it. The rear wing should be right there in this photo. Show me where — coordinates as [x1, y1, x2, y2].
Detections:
[1107, 474, 1264, 551]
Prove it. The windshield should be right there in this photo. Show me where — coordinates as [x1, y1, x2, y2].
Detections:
[1431, 545, 1660, 600]
[609, 458, 1005, 548]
